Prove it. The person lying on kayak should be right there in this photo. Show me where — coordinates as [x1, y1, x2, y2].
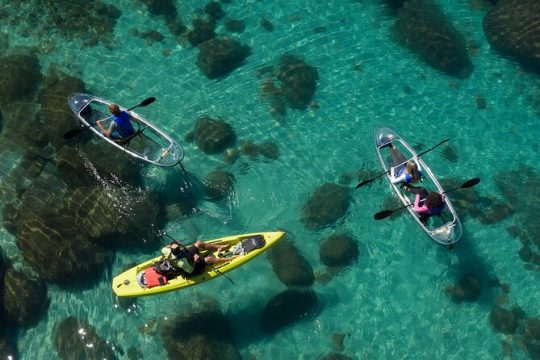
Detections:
[96, 104, 135, 140]
[160, 240, 239, 276]
[403, 185, 445, 223]
[386, 143, 422, 184]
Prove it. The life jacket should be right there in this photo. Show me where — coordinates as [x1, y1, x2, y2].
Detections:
[160, 244, 194, 274]
[113, 111, 135, 138]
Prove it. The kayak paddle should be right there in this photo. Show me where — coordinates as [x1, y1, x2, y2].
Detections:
[63, 97, 156, 140]
[355, 138, 450, 189]
[373, 177, 480, 220]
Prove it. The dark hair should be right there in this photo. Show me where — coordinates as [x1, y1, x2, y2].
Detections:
[425, 193, 444, 209]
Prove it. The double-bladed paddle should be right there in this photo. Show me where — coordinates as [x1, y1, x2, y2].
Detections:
[63, 97, 156, 140]
[373, 177, 480, 220]
[355, 138, 450, 189]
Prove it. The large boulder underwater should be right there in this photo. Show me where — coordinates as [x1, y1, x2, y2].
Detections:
[160, 299, 241, 360]
[483, 0, 540, 73]
[260, 288, 318, 334]
[267, 239, 315, 287]
[301, 183, 351, 229]
[196, 38, 251, 79]
[391, 0, 473, 78]
[53, 316, 117, 360]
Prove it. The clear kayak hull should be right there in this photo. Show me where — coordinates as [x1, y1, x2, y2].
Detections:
[374, 126, 462, 245]
[68, 93, 184, 167]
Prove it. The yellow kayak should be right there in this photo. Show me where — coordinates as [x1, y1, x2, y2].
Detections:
[112, 231, 285, 297]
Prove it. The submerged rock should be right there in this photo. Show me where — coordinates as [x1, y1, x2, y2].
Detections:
[205, 2, 225, 21]
[40, 76, 86, 149]
[240, 140, 280, 160]
[483, 0, 540, 73]
[67, 186, 162, 248]
[16, 216, 108, 284]
[319, 233, 359, 267]
[301, 183, 351, 229]
[160, 301, 241, 360]
[523, 318, 540, 360]
[192, 116, 236, 154]
[187, 18, 216, 47]
[54, 316, 117, 360]
[444, 274, 481, 303]
[392, 0, 472, 78]
[277, 55, 319, 110]
[0, 54, 42, 104]
[0, 331, 17, 360]
[488, 305, 524, 335]
[56, 140, 142, 189]
[196, 38, 251, 79]
[260, 288, 318, 334]
[319, 354, 354, 360]
[267, 239, 314, 287]
[203, 170, 235, 201]
[3, 269, 48, 327]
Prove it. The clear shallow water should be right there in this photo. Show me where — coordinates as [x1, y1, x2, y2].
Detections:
[1, 0, 539, 359]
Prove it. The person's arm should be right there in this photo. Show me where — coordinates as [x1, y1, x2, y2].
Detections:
[390, 171, 408, 184]
[414, 157, 422, 172]
[97, 120, 116, 138]
[413, 194, 429, 213]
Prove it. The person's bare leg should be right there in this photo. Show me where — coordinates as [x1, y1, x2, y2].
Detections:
[195, 241, 229, 252]
[205, 255, 239, 265]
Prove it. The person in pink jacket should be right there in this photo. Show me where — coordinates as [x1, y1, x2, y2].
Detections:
[403, 185, 445, 223]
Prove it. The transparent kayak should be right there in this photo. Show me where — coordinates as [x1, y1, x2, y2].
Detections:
[374, 126, 462, 246]
[68, 93, 184, 167]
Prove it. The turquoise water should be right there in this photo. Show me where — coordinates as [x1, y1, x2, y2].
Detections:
[1, 0, 539, 359]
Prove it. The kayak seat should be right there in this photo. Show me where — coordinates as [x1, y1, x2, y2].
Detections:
[115, 126, 146, 146]
[239, 235, 266, 254]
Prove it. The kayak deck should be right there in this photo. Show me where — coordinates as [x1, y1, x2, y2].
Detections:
[68, 93, 184, 167]
[112, 231, 285, 297]
[374, 126, 462, 245]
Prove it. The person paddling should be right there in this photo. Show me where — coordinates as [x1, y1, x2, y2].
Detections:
[97, 104, 135, 140]
[386, 143, 422, 185]
[161, 240, 239, 276]
[403, 185, 445, 223]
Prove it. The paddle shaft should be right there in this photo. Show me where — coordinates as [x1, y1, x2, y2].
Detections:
[356, 138, 450, 189]
[163, 234, 235, 285]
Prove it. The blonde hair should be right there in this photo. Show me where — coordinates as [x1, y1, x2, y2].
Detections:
[108, 104, 120, 115]
[405, 161, 421, 182]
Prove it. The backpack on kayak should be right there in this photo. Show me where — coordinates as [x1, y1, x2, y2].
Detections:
[155, 241, 195, 276]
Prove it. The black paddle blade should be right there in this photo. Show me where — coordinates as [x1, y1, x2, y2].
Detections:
[63, 128, 83, 139]
[139, 97, 156, 107]
[461, 178, 480, 188]
[355, 179, 372, 189]
[374, 210, 393, 220]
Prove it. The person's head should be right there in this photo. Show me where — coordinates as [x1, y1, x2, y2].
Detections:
[405, 161, 421, 182]
[108, 104, 121, 115]
[425, 192, 444, 209]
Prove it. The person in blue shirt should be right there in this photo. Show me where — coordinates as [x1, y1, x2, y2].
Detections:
[97, 104, 135, 140]
[388, 143, 422, 185]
